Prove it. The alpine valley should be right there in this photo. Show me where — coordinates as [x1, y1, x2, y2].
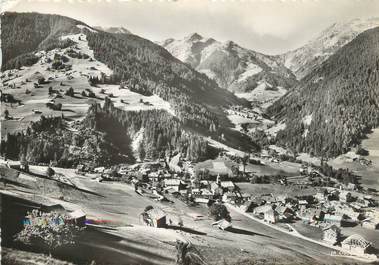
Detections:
[2, 11, 379, 265]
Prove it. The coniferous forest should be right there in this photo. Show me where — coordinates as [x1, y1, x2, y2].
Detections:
[85, 30, 244, 131]
[0, 98, 214, 168]
[2, 11, 379, 164]
[268, 27, 379, 157]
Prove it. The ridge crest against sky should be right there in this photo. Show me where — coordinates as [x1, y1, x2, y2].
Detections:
[5, 0, 379, 54]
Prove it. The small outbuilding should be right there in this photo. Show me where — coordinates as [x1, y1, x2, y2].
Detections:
[146, 208, 167, 228]
[361, 218, 379, 230]
[68, 209, 86, 227]
[212, 219, 232, 230]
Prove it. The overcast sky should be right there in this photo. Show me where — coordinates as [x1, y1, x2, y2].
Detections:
[5, 0, 379, 54]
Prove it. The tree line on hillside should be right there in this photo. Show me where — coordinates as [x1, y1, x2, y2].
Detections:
[85, 30, 242, 132]
[0, 98, 214, 167]
[84, 97, 212, 162]
[318, 160, 359, 186]
[1, 12, 80, 71]
[268, 27, 379, 157]
[0, 115, 131, 168]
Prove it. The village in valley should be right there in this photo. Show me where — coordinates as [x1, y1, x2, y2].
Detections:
[2, 137, 379, 264]
[2, 7, 379, 265]
[81, 148, 379, 259]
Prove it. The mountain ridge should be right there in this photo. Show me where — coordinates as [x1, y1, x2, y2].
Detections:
[268, 25, 379, 157]
[1, 12, 257, 164]
[158, 33, 298, 99]
[93, 26, 131, 34]
[279, 17, 379, 79]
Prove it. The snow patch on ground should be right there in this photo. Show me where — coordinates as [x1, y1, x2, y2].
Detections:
[24, 98, 54, 104]
[302, 114, 313, 126]
[303, 128, 309, 138]
[0, 31, 175, 135]
[227, 114, 259, 126]
[237, 63, 262, 82]
[131, 128, 144, 158]
[201, 42, 225, 61]
[269, 145, 289, 155]
[207, 138, 246, 157]
[227, 114, 259, 131]
[296, 153, 321, 166]
[61, 33, 113, 78]
[160, 34, 221, 66]
[94, 85, 176, 116]
[236, 82, 287, 108]
[198, 69, 217, 80]
[77, 24, 98, 33]
[284, 17, 379, 78]
[267, 122, 286, 137]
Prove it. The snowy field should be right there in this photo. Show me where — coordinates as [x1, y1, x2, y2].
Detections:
[236, 81, 287, 109]
[1, 27, 175, 137]
[329, 128, 379, 190]
[93, 85, 176, 116]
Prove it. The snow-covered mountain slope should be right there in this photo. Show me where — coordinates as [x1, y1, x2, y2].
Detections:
[280, 17, 379, 80]
[0, 27, 175, 132]
[269, 26, 379, 157]
[94, 26, 131, 34]
[158, 33, 297, 101]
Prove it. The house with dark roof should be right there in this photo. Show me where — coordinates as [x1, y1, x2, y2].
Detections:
[299, 208, 325, 223]
[240, 200, 259, 213]
[254, 204, 273, 215]
[146, 208, 167, 228]
[164, 179, 185, 192]
[222, 192, 239, 203]
[275, 205, 295, 222]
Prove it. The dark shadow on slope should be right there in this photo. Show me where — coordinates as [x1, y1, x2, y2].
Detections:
[57, 227, 176, 265]
[166, 225, 207, 236]
[226, 227, 272, 238]
[25, 170, 104, 197]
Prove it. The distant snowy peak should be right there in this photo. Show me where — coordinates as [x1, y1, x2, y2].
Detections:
[158, 32, 219, 68]
[282, 17, 379, 79]
[159, 33, 297, 95]
[186, 32, 203, 42]
[94, 26, 131, 34]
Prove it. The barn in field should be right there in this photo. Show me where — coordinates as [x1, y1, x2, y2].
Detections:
[146, 208, 167, 228]
[341, 234, 372, 255]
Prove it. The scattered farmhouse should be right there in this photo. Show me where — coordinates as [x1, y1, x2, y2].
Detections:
[341, 234, 372, 255]
[322, 225, 341, 245]
[361, 218, 379, 230]
[145, 208, 167, 228]
[164, 179, 185, 192]
[264, 209, 279, 224]
[212, 219, 232, 230]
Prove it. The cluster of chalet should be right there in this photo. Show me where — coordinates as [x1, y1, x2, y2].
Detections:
[90, 158, 246, 205]
[240, 187, 378, 227]
[323, 225, 373, 255]
[226, 106, 262, 121]
[237, 186, 378, 255]
[74, 153, 378, 256]
[190, 176, 250, 204]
